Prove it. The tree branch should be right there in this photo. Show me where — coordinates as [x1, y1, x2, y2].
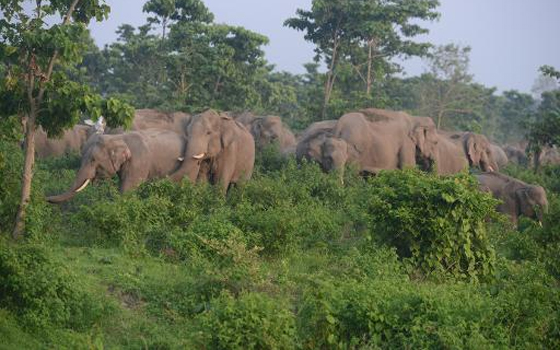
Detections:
[37, 0, 81, 102]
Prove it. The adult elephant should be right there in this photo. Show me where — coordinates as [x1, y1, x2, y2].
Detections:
[323, 109, 438, 174]
[426, 132, 469, 175]
[477, 172, 548, 226]
[106, 109, 191, 135]
[489, 143, 509, 168]
[47, 129, 186, 203]
[249, 116, 297, 154]
[35, 121, 103, 159]
[504, 145, 528, 166]
[169, 110, 255, 192]
[442, 131, 499, 172]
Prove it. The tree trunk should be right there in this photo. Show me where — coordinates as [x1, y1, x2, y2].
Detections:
[13, 113, 36, 239]
[437, 109, 444, 129]
[322, 35, 339, 119]
[366, 39, 375, 95]
[12, 0, 80, 239]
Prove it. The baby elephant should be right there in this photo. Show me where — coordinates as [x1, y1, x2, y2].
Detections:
[477, 172, 548, 226]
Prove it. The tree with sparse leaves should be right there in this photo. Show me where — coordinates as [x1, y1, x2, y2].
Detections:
[284, 0, 439, 118]
[0, 0, 134, 239]
[414, 44, 491, 130]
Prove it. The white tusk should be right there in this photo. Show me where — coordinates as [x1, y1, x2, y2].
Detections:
[192, 153, 205, 160]
[488, 166, 495, 172]
[75, 179, 91, 193]
[538, 221, 543, 227]
[178, 157, 185, 162]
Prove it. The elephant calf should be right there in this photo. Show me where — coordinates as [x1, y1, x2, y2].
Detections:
[477, 172, 548, 226]
[47, 129, 187, 203]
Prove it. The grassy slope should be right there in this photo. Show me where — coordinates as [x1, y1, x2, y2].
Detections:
[1, 151, 559, 349]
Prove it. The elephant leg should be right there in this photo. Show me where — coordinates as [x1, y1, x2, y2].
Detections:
[360, 166, 383, 176]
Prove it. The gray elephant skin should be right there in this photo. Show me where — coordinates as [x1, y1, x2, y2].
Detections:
[326, 109, 438, 174]
[34, 124, 100, 159]
[427, 132, 469, 175]
[295, 120, 337, 166]
[249, 116, 296, 154]
[106, 109, 191, 135]
[441, 131, 499, 172]
[477, 172, 548, 225]
[489, 143, 509, 168]
[169, 110, 255, 192]
[47, 129, 186, 203]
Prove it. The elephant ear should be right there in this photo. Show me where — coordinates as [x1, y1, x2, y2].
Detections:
[221, 118, 236, 148]
[515, 188, 533, 215]
[465, 134, 480, 165]
[110, 142, 132, 170]
[250, 118, 262, 137]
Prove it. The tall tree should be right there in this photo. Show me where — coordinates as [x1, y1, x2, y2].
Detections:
[143, 0, 213, 40]
[495, 90, 536, 143]
[285, 0, 439, 118]
[0, 0, 134, 239]
[415, 44, 487, 129]
[528, 90, 560, 170]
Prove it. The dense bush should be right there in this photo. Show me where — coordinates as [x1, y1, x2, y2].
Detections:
[195, 292, 296, 350]
[298, 278, 507, 349]
[0, 241, 104, 329]
[362, 170, 498, 281]
[0, 141, 21, 232]
[0, 141, 58, 239]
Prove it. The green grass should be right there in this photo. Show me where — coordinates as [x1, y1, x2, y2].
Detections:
[1, 148, 560, 349]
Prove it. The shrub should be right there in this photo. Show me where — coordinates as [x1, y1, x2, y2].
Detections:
[0, 140, 59, 240]
[297, 277, 507, 349]
[0, 141, 22, 232]
[361, 170, 498, 281]
[196, 292, 296, 350]
[0, 241, 104, 329]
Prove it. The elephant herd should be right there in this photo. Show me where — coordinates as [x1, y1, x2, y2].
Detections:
[40, 107, 550, 226]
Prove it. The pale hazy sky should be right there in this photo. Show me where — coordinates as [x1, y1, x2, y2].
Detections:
[88, 0, 560, 93]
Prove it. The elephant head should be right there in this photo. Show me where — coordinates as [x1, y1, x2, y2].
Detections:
[321, 137, 348, 172]
[516, 185, 548, 223]
[409, 117, 439, 164]
[251, 116, 284, 149]
[175, 110, 236, 183]
[462, 133, 498, 172]
[47, 135, 131, 203]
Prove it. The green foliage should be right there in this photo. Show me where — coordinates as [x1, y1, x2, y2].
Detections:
[363, 170, 498, 281]
[195, 292, 296, 350]
[528, 90, 560, 163]
[0, 141, 21, 231]
[0, 242, 104, 330]
[285, 0, 440, 118]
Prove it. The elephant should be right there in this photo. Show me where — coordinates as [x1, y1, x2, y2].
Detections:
[489, 143, 509, 168]
[442, 131, 499, 172]
[296, 120, 337, 145]
[538, 146, 560, 166]
[504, 145, 528, 166]
[168, 110, 255, 192]
[106, 109, 191, 135]
[295, 125, 336, 165]
[230, 111, 257, 126]
[47, 129, 186, 203]
[322, 109, 439, 174]
[35, 121, 103, 159]
[425, 132, 469, 175]
[477, 172, 548, 226]
[248, 116, 297, 154]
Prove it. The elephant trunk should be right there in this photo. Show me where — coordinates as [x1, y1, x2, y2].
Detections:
[171, 140, 206, 183]
[47, 165, 95, 204]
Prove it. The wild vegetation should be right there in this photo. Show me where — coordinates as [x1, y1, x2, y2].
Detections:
[1, 0, 560, 348]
